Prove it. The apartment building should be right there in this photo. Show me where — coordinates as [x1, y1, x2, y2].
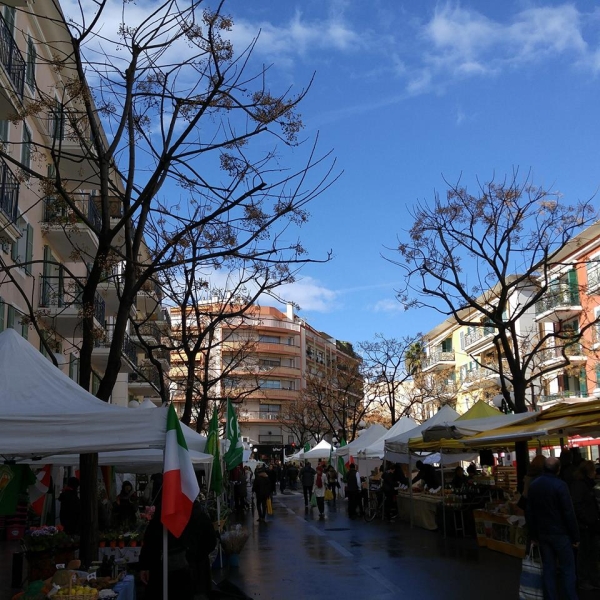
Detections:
[419, 222, 600, 413]
[169, 302, 361, 461]
[0, 1, 166, 405]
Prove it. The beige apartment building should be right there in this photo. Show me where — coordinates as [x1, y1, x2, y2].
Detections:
[0, 1, 166, 405]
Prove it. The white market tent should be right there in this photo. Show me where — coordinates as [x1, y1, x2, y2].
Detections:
[384, 405, 460, 463]
[335, 424, 388, 461]
[303, 439, 332, 462]
[359, 416, 418, 460]
[0, 328, 169, 459]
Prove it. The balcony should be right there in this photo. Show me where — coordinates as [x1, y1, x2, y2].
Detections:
[39, 275, 105, 337]
[233, 317, 301, 334]
[588, 267, 600, 294]
[0, 156, 20, 243]
[461, 365, 501, 389]
[537, 390, 589, 406]
[539, 343, 587, 370]
[462, 326, 495, 353]
[42, 195, 100, 261]
[421, 350, 455, 373]
[46, 109, 104, 188]
[535, 286, 582, 323]
[96, 265, 124, 316]
[239, 411, 281, 422]
[136, 279, 162, 316]
[0, 12, 25, 110]
[128, 366, 162, 398]
[92, 323, 137, 374]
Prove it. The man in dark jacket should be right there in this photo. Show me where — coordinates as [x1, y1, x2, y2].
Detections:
[253, 467, 272, 522]
[59, 477, 81, 535]
[300, 462, 316, 508]
[526, 457, 579, 600]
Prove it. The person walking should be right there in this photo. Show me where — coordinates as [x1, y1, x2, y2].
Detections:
[326, 465, 339, 509]
[346, 463, 363, 518]
[313, 465, 327, 519]
[253, 467, 272, 522]
[300, 461, 316, 509]
[526, 456, 580, 600]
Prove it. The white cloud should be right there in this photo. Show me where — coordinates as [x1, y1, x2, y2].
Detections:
[371, 298, 404, 314]
[273, 277, 339, 313]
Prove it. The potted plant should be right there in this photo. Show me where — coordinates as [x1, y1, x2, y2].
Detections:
[128, 532, 139, 547]
[219, 525, 249, 568]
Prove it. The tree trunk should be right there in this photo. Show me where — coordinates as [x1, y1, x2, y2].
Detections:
[79, 453, 99, 567]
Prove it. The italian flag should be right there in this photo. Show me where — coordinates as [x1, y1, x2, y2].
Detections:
[161, 404, 199, 538]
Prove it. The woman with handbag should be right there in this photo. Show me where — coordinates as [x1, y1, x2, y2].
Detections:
[313, 465, 327, 519]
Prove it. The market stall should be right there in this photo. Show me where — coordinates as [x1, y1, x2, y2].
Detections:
[396, 490, 440, 530]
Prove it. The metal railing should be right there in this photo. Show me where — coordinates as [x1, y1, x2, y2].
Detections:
[0, 155, 18, 222]
[535, 286, 580, 315]
[94, 323, 137, 366]
[0, 12, 25, 98]
[422, 350, 455, 369]
[462, 326, 494, 348]
[129, 365, 162, 388]
[39, 274, 105, 325]
[239, 411, 281, 421]
[538, 390, 589, 405]
[43, 195, 101, 231]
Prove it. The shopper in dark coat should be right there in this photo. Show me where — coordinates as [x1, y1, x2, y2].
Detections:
[253, 467, 272, 522]
[570, 460, 600, 590]
[59, 477, 81, 535]
[526, 457, 579, 600]
[300, 462, 316, 508]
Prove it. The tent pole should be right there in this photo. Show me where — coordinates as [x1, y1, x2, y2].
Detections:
[440, 448, 446, 539]
[217, 495, 223, 566]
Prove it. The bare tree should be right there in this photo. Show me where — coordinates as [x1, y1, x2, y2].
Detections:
[389, 171, 599, 484]
[3, 0, 336, 562]
[278, 395, 330, 446]
[359, 333, 423, 425]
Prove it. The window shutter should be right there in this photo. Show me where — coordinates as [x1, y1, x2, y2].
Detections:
[7, 304, 15, 329]
[567, 269, 579, 303]
[24, 223, 33, 275]
[579, 368, 588, 397]
[0, 297, 4, 332]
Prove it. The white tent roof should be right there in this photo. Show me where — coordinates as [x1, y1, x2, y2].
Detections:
[384, 405, 460, 459]
[0, 328, 168, 458]
[359, 416, 418, 459]
[303, 439, 332, 459]
[335, 424, 388, 460]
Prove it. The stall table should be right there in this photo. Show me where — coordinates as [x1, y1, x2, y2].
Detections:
[473, 509, 527, 558]
[396, 491, 441, 531]
[99, 546, 141, 563]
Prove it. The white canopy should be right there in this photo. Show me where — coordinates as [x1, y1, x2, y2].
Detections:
[0, 328, 168, 458]
[359, 416, 418, 459]
[335, 424, 388, 460]
[384, 405, 460, 462]
[303, 439, 332, 460]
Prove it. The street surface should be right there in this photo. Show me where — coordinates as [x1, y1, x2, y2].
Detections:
[220, 490, 522, 600]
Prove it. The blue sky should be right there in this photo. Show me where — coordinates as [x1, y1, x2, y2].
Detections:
[216, 0, 600, 348]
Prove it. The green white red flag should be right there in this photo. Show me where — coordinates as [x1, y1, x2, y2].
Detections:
[161, 404, 199, 538]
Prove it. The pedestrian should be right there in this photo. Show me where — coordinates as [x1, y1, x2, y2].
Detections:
[517, 454, 546, 511]
[267, 464, 278, 496]
[326, 465, 339, 508]
[287, 463, 298, 490]
[313, 465, 327, 519]
[300, 461, 316, 509]
[280, 463, 287, 494]
[230, 464, 245, 513]
[560, 448, 575, 488]
[346, 463, 363, 518]
[570, 459, 600, 590]
[525, 456, 579, 600]
[113, 480, 137, 529]
[59, 477, 81, 535]
[382, 464, 398, 521]
[253, 466, 271, 522]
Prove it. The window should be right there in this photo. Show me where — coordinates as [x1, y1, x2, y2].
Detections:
[587, 255, 600, 291]
[260, 404, 280, 414]
[0, 120, 8, 145]
[21, 125, 31, 172]
[6, 304, 15, 329]
[3, 7, 16, 33]
[11, 215, 33, 274]
[92, 372, 101, 396]
[69, 354, 80, 382]
[259, 379, 281, 389]
[49, 101, 64, 141]
[25, 36, 36, 90]
[441, 337, 453, 353]
[259, 358, 280, 368]
[0, 297, 4, 332]
[259, 335, 280, 344]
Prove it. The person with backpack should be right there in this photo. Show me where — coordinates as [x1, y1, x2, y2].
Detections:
[346, 463, 363, 519]
[313, 465, 327, 519]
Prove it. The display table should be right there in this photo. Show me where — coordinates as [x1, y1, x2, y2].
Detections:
[473, 509, 526, 558]
[99, 546, 141, 563]
[396, 491, 441, 531]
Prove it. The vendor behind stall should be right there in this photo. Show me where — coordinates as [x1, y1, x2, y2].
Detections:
[412, 460, 440, 489]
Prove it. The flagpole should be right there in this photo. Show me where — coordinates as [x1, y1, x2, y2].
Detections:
[162, 525, 168, 600]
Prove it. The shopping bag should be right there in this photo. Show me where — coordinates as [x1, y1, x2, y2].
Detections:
[310, 492, 317, 507]
[518, 545, 543, 600]
[324, 489, 334, 501]
[266, 497, 273, 515]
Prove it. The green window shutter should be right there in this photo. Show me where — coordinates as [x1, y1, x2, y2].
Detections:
[0, 297, 4, 332]
[579, 368, 588, 397]
[24, 224, 33, 275]
[596, 364, 600, 388]
[11, 238, 17, 261]
[567, 269, 579, 303]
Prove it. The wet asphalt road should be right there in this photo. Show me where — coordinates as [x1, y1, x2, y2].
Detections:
[218, 491, 522, 600]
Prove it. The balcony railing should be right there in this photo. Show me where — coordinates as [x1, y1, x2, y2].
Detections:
[463, 326, 494, 348]
[0, 13, 25, 98]
[94, 323, 137, 366]
[588, 267, 600, 291]
[535, 286, 580, 315]
[39, 274, 106, 324]
[239, 411, 281, 421]
[422, 350, 455, 370]
[129, 365, 162, 388]
[0, 156, 18, 222]
[538, 390, 589, 405]
[43, 195, 102, 231]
